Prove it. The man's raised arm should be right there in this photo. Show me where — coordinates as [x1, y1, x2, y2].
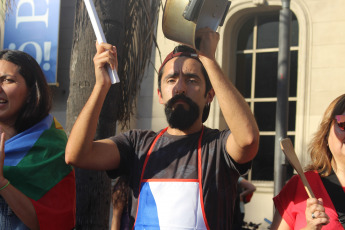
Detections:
[196, 28, 259, 164]
[65, 42, 120, 170]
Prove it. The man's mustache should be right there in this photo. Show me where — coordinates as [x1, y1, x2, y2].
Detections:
[166, 94, 194, 108]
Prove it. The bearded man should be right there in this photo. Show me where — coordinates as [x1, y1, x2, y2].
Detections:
[66, 28, 259, 230]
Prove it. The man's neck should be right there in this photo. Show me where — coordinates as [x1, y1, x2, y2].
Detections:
[166, 122, 203, 136]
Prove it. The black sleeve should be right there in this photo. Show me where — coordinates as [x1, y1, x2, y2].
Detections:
[221, 129, 252, 176]
[106, 131, 134, 179]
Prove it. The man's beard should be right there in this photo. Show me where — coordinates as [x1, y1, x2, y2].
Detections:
[164, 94, 200, 130]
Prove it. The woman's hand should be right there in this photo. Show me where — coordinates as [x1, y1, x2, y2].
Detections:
[303, 198, 330, 230]
[0, 129, 8, 189]
[93, 42, 118, 87]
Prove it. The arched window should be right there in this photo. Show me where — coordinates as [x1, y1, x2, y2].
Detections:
[235, 11, 299, 181]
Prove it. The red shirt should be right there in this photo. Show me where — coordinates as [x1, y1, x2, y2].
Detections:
[273, 171, 344, 229]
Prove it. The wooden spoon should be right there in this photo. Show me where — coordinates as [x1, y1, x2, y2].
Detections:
[280, 138, 315, 198]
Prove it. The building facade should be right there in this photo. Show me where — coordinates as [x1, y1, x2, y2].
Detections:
[137, 0, 345, 226]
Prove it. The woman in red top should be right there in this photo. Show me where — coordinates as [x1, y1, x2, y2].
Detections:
[272, 94, 345, 230]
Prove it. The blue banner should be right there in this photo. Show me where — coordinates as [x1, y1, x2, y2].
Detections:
[3, 0, 61, 84]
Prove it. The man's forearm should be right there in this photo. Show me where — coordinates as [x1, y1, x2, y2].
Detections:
[199, 56, 259, 162]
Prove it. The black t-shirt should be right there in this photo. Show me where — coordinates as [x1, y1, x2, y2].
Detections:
[107, 127, 251, 230]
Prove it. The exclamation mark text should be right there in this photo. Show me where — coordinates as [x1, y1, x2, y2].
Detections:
[43, 41, 51, 71]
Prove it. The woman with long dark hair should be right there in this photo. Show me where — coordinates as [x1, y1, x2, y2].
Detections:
[0, 50, 76, 230]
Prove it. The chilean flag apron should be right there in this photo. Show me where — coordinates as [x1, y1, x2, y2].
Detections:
[133, 127, 210, 230]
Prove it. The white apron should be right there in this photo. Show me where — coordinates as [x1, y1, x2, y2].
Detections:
[133, 127, 209, 230]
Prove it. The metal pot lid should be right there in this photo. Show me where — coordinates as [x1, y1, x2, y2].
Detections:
[162, 0, 231, 48]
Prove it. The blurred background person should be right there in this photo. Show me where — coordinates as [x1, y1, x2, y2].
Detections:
[111, 176, 130, 230]
[233, 176, 256, 230]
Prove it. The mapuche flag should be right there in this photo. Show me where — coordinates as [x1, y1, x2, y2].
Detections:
[4, 114, 76, 229]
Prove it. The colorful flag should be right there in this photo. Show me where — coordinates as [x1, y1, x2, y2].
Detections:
[4, 114, 75, 229]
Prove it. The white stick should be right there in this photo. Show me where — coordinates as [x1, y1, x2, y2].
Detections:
[83, 0, 120, 84]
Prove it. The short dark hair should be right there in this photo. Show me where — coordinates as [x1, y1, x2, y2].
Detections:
[0, 49, 52, 133]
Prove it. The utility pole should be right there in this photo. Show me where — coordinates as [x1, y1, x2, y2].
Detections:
[274, 0, 292, 197]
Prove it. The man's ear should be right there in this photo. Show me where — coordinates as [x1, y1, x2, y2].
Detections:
[157, 88, 164, 104]
[207, 88, 215, 104]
